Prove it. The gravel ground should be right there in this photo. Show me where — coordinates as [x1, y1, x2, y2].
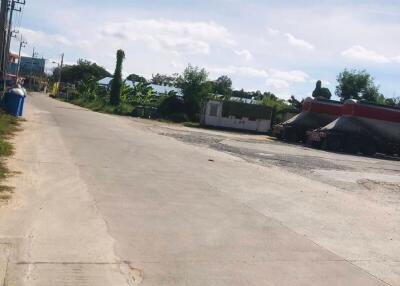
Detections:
[154, 124, 400, 207]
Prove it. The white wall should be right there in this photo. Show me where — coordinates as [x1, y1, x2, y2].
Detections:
[202, 101, 271, 133]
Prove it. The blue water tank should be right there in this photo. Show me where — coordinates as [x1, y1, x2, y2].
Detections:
[3, 88, 26, 117]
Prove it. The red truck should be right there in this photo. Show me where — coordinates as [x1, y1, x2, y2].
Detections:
[307, 100, 400, 156]
[274, 97, 342, 142]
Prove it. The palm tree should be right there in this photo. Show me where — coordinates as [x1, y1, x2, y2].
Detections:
[134, 82, 153, 105]
[110, 49, 125, 105]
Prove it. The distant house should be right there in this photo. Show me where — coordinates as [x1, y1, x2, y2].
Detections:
[97, 77, 135, 89]
[148, 84, 183, 97]
[18, 56, 46, 76]
[97, 77, 183, 97]
[200, 99, 273, 133]
[97, 77, 113, 87]
[229, 96, 257, 104]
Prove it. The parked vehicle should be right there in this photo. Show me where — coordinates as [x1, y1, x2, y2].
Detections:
[273, 97, 342, 142]
[307, 99, 400, 156]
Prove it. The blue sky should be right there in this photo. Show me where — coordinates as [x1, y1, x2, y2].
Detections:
[11, 0, 400, 99]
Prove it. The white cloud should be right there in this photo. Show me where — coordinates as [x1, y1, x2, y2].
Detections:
[266, 69, 309, 88]
[209, 65, 309, 91]
[341, 45, 390, 63]
[310, 79, 331, 86]
[20, 27, 72, 48]
[267, 27, 280, 36]
[170, 61, 184, 69]
[284, 33, 315, 51]
[208, 66, 268, 78]
[265, 79, 290, 89]
[392, 55, 400, 63]
[100, 19, 234, 55]
[234, 49, 253, 61]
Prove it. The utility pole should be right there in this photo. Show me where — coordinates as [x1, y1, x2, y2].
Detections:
[56, 53, 64, 97]
[0, 0, 9, 89]
[29, 47, 37, 90]
[4, 0, 25, 79]
[58, 53, 64, 84]
[16, 34, 26, 82]
[5, 1, 23, 63]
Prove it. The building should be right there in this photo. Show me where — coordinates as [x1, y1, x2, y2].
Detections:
[7, 53, 19, 75]
[97, 77, 113, 87]
[18, 56, 46, 76]
[200, 100, 273, 133]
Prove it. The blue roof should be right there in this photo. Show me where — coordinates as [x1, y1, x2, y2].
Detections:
[98, 77, 135, 88]
[149, 84, 183, 97]
[98, 77, 113, 86]
[125, 80, 135, 88]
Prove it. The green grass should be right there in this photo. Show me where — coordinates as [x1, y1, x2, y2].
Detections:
[63, 96, 195, 127]
[0, 111, 20, 199]
[70, 98, 135, 116]
[183, 122, 201, 128]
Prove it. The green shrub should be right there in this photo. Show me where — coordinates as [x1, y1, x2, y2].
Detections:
[158, 95, 185, 117]
[165, 112, 188, 122]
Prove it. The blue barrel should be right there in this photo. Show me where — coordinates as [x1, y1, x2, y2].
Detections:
[2, 88, 26, 117]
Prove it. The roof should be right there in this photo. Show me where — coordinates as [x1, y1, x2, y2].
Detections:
[149, 84, 183, 97]
[97, 77, 135, 88]
[230, 97, 258, 104]
[98, 77, 113, 86]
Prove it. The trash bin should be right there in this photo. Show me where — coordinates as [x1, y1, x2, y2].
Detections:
[2, 88, 25, 117]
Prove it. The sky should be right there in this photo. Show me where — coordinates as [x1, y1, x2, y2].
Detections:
[10, 0, 400, 100]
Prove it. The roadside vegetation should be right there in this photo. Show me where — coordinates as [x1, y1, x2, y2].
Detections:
[50, 50, 400, 125]
[0, 111, 19, 201]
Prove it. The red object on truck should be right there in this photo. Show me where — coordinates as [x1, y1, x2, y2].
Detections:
[307, 100, 400, 156]
[274, 97, 342, 142]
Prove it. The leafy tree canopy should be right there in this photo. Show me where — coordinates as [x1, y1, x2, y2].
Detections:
[384, 97, 400, 107]
[175, 64, 209, 119]
[151, 73, 178, 86]
[335, 69, 382, 102]
[213, 75, 233, 97]
[288, 95, 303, 112]
[54, 59, 111, 84]
[127, 73, 147, 83]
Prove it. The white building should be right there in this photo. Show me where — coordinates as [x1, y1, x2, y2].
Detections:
[200, 100, 273, 133]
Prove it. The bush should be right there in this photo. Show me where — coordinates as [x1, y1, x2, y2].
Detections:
[66, 88, 80, 101]
[158, 95, 185, 118]
[164, 112, 188, 123]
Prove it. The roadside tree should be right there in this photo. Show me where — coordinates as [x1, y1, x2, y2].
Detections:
[214, 75, 233, 98]
[53, 59, 110, 84]
[335, 69, 382, 102]
[127, 73, 147, 84]
[176, 64, 210, 120]
[110, 50, 125, 106]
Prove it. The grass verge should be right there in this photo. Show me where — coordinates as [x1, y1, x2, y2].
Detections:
[70, 98, 135, 116]
[62, 97, 201, 126]
[0, 111, 19, 202]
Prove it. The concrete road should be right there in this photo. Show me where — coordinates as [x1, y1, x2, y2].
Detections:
[0, 93, 396, 285]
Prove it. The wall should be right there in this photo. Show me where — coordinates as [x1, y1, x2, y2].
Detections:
[201, 100, 272, 133]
